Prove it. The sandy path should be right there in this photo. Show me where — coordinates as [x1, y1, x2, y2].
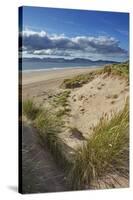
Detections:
[22, 123, 68, 194]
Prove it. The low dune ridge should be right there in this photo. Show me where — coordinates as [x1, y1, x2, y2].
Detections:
[60, 73, 129, 149]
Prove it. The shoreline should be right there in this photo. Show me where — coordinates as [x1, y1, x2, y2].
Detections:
[22, 65, 99, 73]
[22, 66, 101, 85]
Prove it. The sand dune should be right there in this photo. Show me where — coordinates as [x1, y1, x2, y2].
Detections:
[60, 73, 129, 149]
[22, 66, 129, 189]
[22, 67, 129, 150]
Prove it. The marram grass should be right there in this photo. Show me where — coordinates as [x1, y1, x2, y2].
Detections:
[68, 100, 129, 189]
[22, 99, 42, 120]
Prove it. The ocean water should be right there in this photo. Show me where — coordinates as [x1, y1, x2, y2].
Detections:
[21, 61, 99, 72]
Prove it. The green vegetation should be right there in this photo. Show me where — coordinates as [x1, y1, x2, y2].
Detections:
[61, 71, 100, 89]
[53, 90, 71, 107]
[35, 111, 61, 152]
[22, 98, 71, 169]
[56, 107, 71, 118]
[52, 90, 71, 117]
[22, 61, 129, 189]
[61, 61, 129, 89]
[22, 99, 42, 120]
[23, 97, 129, 189]
[104, 61, 129, 78]
[35, 111, 72, 168]
[69, 100, 129, 189]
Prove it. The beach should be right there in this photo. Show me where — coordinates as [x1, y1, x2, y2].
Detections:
[20, 6, 129, 193]
[22, 63, 129, 189]
[22, 67, 98, 100]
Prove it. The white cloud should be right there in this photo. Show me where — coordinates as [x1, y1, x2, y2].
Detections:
[20, 29, 128, 60]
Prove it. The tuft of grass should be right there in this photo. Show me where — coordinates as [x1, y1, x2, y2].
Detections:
[35, 110, 72, 169]
[61, 61, 129, 90]
[23, 99, 42, 120]
[56, 107, 71, 118]
[69, 100, 129, 189]
[61, 71, 101, 89]
[35, 111, 61, 147]
[56, 109, 67, 118]
[53, 90, 71, 107]
[104, 61, 129, 78]
[23, 98, 72, 170]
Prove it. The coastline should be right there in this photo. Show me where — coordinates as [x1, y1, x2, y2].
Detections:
[22, 66, 101, 101]
[22, 66, 100, 85]
[22, 62, 129, 189]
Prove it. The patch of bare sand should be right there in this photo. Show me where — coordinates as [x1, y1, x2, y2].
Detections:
[22, 67, 97, 103]
[60, 74, 129, 149]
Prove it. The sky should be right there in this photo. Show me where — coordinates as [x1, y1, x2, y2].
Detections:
[20, 6, 129, 62]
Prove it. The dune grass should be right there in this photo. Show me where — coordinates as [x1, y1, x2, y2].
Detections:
[22, 98, 72, 169]
[53, 90, 71, 107]
[22, 99, 42, 120]
[61, 71, 100, 89]
[56, 107, 71, 117]
[34, 109, 74, 169]
[52, 90, 71, 117]
[61, 61, 129, 89]
[22, 60, 129, 189]
[22, 98, 129, 190]
[68, 100, 129, 189]
[104, 61, 129, 78]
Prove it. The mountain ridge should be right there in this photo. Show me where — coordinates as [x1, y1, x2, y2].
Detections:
[20, 57, 120, 65]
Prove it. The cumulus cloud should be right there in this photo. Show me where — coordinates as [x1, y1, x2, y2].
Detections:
[20, 29, 128, 59]
[33, 49, 71, 57]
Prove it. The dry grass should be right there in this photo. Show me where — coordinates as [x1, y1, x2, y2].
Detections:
[22, 98, 71, 169]
[22, 99, 42, 120]
[61, 61, 129, 89]
[53, 90, 71, 107]
[68, 100, 129, 189]
[22, 61, 129, 190]
[104, 61, 129, 78]
[61, 70, 103, 89]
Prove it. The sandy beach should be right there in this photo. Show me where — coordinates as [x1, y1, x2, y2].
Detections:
[22, 65, 129, 147]
[22, 64, 129, 189]
[22, 67, 98, 100]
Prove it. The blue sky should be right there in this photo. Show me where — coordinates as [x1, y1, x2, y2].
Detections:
[20, 6, 129, 61]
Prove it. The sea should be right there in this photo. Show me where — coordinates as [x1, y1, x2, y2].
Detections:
[21, 61, 100, 72]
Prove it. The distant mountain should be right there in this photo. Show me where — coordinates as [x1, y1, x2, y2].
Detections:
[20, 57, 120, 65]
